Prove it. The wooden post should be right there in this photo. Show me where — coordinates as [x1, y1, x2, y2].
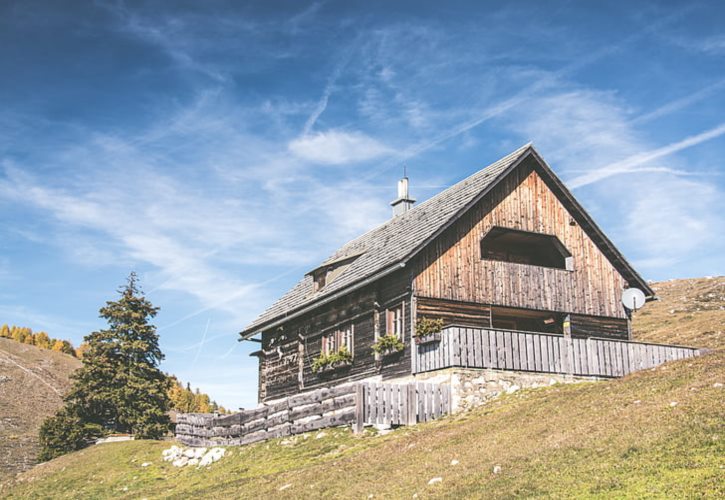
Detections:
[563, 314, 573, 377]
[407, 383, 417, 425]
[353, 383, 364, 434]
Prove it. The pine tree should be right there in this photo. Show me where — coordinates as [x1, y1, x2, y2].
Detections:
[39, 273, 171, 460]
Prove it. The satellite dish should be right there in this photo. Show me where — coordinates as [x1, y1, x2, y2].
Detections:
[622, 288, 646, 311]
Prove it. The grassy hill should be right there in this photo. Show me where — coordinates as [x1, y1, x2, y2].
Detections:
[0, 338, 81, 479]
[2, 277, 723, 498]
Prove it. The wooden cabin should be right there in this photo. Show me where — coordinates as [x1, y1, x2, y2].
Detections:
[240, 144, 655, 403]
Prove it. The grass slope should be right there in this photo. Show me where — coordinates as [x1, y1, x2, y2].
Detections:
[2, 276, 723, 498]
[0, 338, 80, 479]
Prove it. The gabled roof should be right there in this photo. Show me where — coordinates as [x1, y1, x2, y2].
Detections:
[240, 144, 653, 337]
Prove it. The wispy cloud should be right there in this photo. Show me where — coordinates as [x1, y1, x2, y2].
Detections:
[289, 129, 392, 165]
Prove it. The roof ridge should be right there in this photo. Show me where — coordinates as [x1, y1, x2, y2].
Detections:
[321, 143, 533, 263]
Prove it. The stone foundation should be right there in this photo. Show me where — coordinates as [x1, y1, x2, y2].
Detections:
[390, 368, 601, 412]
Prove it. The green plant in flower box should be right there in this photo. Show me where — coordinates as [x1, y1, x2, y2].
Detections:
[414, 317, 444, 337]
[371, 334, 405, 355]
[311, 345, 353, 373]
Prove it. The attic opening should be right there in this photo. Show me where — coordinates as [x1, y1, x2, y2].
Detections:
[309, 253, 363, 293]
[481, 226, 573, 270]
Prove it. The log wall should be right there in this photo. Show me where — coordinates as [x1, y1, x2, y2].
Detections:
[258, 270, 413, 402]
[176, 381, 450, 447]
[412, 158, 628, 319]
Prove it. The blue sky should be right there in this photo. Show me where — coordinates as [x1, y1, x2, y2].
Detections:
[1, 0, 723, 409]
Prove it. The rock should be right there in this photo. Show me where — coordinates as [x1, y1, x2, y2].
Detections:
[506, 385, 520, 394]
[172, 457, 188, 468]
[315, 431, 327, 439]
[492, 465, 502, 474]
[279, 484, 292, 491]
[279, 439, 293, 446]
[141, 462, 151, 467]
[450, 459, 459, 466]
[633, 400, 641, 404]
[183, 448, 196, 458]
[713, 383, 723, 388]
[199, 447, 225, 467]
[428, 477, 443, 485]
[187, 458, 199, 466]
[670, 401, 678, 407]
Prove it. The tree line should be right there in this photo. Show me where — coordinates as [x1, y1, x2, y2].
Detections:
[0, 324, 79, 357]
[168, 376, 228, 414]
[2, 325, 227, 415]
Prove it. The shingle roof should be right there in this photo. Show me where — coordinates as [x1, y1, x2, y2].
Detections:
[241, 143, 534, 336]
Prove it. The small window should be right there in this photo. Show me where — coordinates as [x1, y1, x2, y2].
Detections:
[481, 226, 573, 270]
[322, 323, 354, 356]
[386, 304, 405, 339]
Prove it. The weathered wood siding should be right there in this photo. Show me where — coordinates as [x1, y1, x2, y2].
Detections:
[412, 158, 628, 319]
[258, 269, 413, 402]
[416, 296, 492, 328]
[570, 314, 629, 341]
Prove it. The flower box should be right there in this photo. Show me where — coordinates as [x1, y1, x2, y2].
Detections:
[379, 347, 404, 358]
[414, 332, 441, 345]
[315, 359, 353, 374]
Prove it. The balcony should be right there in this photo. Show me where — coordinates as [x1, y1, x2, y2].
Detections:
[412, 326, 703, 377]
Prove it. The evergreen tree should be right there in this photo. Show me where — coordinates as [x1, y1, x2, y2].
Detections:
[39, 273, 171, 460]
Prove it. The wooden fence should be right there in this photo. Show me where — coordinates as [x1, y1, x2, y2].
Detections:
[176, 381, 449, 447]
[359, 382, 450, 427]
[413, 326, 702, 377]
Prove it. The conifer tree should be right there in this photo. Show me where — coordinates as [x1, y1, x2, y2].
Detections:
[39, 273, 171, 460]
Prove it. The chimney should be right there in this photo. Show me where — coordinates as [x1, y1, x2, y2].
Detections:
[390, 176, 415, 217]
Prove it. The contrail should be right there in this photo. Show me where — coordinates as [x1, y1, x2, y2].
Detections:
[568, 122, 725, 188]
[191, 317, 210, 367]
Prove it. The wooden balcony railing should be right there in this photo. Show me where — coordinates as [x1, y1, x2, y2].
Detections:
[412, 326, 703, 377]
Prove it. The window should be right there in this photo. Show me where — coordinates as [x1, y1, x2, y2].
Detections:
[386, 304, 405, 338]
[481, 226, 573, 270]
[322, 323, 354, 356]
